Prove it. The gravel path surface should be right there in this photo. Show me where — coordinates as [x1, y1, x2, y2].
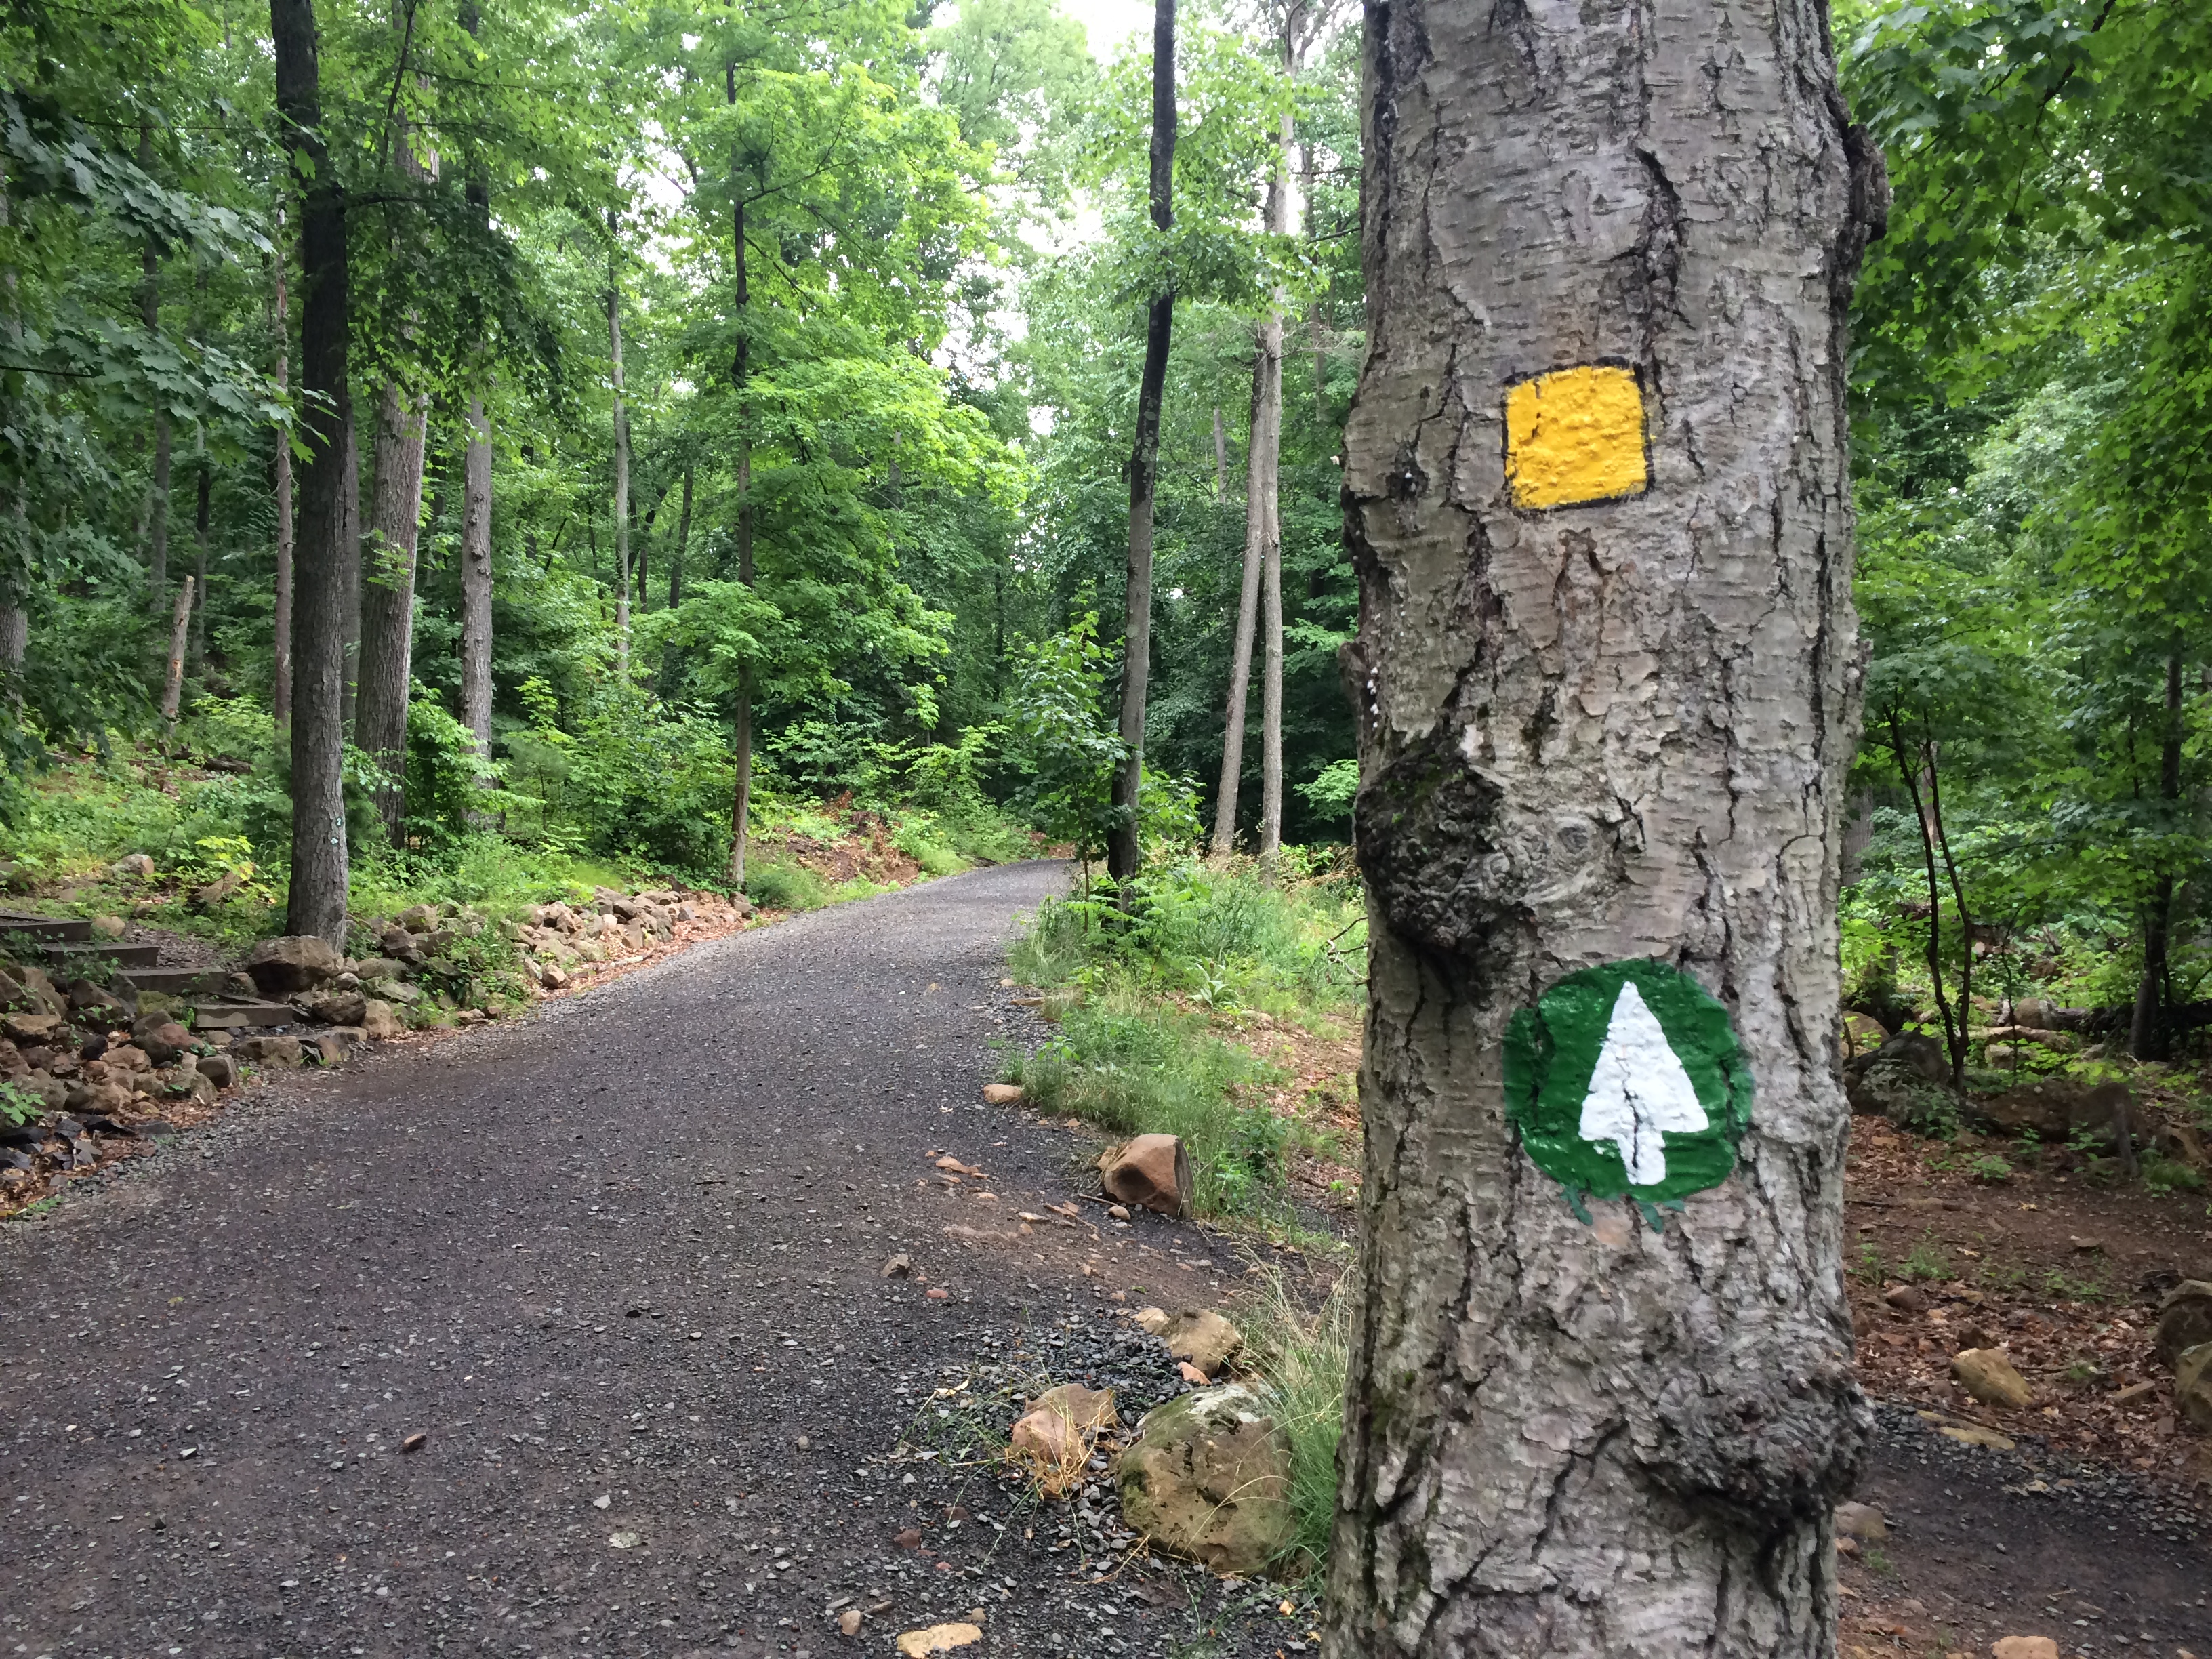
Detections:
[0, 863, 1314, 1659]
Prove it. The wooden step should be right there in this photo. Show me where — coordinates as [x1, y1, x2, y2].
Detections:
[0, 910, 91, 944]
[191, 999, 295, 1029]
[121, 966, 234, 996]
[43, 941, 163, 970]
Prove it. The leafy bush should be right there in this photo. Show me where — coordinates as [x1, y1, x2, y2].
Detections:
[745, 860, 830, 911]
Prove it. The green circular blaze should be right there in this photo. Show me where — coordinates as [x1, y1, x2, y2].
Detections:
[1504, 958, 1753, 1206]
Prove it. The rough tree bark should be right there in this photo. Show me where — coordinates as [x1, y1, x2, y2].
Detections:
[337, 408, 361, 733]
[272, 214, 295, 726]
[724, 115, 758, 889]
[1327, 0, 1886, 1652]
[190, 437, 211, 668]
[1210, 359, 1267, 858]
[0, 161, 27, 692]
[2131, 650, 2184, 1061]
[272, 0, 352, 946]
[159, 576, 194, 727]
[1107, 0, 1178, 893]
[457, 0, 493, 779]
[1212, 405, 1228, 501]
[355, 380, 428, 840]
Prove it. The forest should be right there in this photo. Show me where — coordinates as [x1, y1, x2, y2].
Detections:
[0, 0, 2209, 1080]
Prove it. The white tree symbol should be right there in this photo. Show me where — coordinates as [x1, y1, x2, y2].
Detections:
[1577, 980, 1709, 1185]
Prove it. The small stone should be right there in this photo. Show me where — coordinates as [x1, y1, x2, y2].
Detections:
[243, 935, 343, 996]
[1176, 1361, 1209, 1385]
[135, 1021, 194, 1066]
[1883, 1284, 1928, 1313]
[1936, 1423, 2015, 1452]
[1991, 1640, 2059, 1659]
[1132, 1306, 1170, 1335]
[108, 854, 156, 880]
[1950, 1347, 2034, 1410]
[89, 915, 127, 940]
[1107, 1204, 1131, 1221]
[926, 1287, 949, 1301]
[1159, 1309, 1244, 1374]
[881, 1254, 914, 1279]
[592, 1494, 612, 1509]
[893, 1527, 922, 1549]
[895, 1623, 982, 1656]
[1009, 1384, 1118, 1475]
[838, 1609, 863, 1637]
[608, 1530, 641, 1549]
[194, 1053, 239, 1090]
[361, 1000, 405, 1040]
[981, 1082, 1024, 1105]
[1833, 1500, 1887, 1541]
[401, 1431, 427, 1453]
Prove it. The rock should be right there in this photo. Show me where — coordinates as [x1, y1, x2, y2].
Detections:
[1883, 1284, 1928, 1313]
[1107, 1203, 1131, 1221]
[108, 853, 156, 880]
[368, 977, 421, 1005]
[231, 1034, 303, 1069]
[1099, 1132, 1193, 1217]
[163, 1065, 217, 1106]
[190, 869, 245, 909]
[194, 1052, 239, 1090]
[89, 915, 126, 940]
[1158, 1309, 1243, 1375]
[396, 903, 439, 933]
[1131, 1306, 1170, 1336]
[925, 1286, 949, 1301]
[1974, 1076, 2134, 1147]
[1845, 1033, 1959, 1125]
[1839, 1010, 1888, 1059]
[302, 989, 367, 1027]
[895, 1624, 981, 1657]
[244, 935, 342, 996]
[361, 1000, 404, 1040]
[1950, 1348, 2034, 1410]
[1936, 1422, 2015, 1451]
[981, 1082, 1024, 1105]
[2, 1012, 64, 1045]
[136, 1021, 194, 1066]
[2177, 1342, 2212, 1432]
[103, 1043, 150, 1073]
[1115, 1382, 1294, 1576]
[1833, 1500, 1887, 1541]
[1009, 1383, 1118, 1473]
[880, 1254, 914, 1279]
[66, 979, 128, 1020]
[2153, 1282, 2212, 1366]
[355, 956, 409, 982]
[2008, 998, 2063, 1033]
[838, 1608, 862, 1637]
[1176, 1361, 1209, 1384]
[533, 960, 569, 991]
[309, 1034, 350, 1065]
[402, 1431, 427, 1452]
[1992, 1639, 2060, 1659]
[20, 1071, 64, 1111]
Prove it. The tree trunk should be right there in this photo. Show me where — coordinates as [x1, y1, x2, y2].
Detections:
[1923, 741, 1973, 1086]
[272, 216, 295, 726]
[140, 121, 173, 607]
[272, 0, 352, 946]
[0, 161, 28, 697]
[724, 129, 756, 890]
[2131, 651, 2185, 1061]
[159, 576, 194, 727]
[1328, 0, 1884, 1648]
[337, 407, 361, 733]
[1212, 404, 1228, 501]
[459, 396, 493, 766]
[1891, 721, 1961, 1082]
[356, 379, 427, 842]
[1210, 356, 1267, 858]
[1107, 0, 1178, 893]
[608, 225, 631, 676]
[190, 436, 211, 670]
[1255, 51, 1292, 870]
[658, 464, 693, 695]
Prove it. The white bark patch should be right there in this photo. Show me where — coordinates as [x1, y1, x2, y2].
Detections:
[1576, 981, 1709, 1185]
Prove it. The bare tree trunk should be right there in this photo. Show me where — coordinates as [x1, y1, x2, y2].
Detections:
[1212, 405, 1227, 501]
[1107, 0, 1178, 894]
[608, 230, 631, 677]
[272, 0, 352, 946]
[272, 217, 295, 726]
[159, 576, 194, 727]
[356, 380, 427, 841]
[1256, 45, 1292, 871]
[658, 463, 693, 695]
[2131, 651, 2184, 1062]
[140, 121, 173, 607]
[1891, 721, 1961, 1084]
[459, 396, 493, 764]
[1210, 358, 1267, 858]
[1328, 0, 1885, 1647]
[337, 408, 361, 733]
[0, 161, 27, 695]
[724, 115, 756, 890]
[188, 434, 211, 670]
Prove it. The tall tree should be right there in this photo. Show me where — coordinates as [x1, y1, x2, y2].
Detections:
[1106, 0, 1178, 891]
[139, 119, 174, 607]
[456, 0, 494, 777]
[272, 0, 352, 945]
[607, 220, 632, 676]
[1326, 0, 1886, 1650]
[271, 218, 295, 726]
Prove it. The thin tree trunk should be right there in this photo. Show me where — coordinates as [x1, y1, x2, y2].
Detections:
[724, 115, 756, 890]
[190, 438, 211, 669]
[1923, 741, 1972, 1086]
[1255, 43, 1292, 870]
[658, 464, 693, 695]
[1210, 358, 1267, 858]
[608, 223, 631, 676]
[1329, 0, 1884, 1645]
[2131, 651, 2185, 1061]
[159, 576, 194, 727]
[356, 380, 428, 841]
[272, 216, 295, 726]
[1107, 0, 1178, 894]
[337, 407, 361, 733]
[1891, 720, 1960, 1082]
[459, 396, 493, 765]
[272, 0, 352, 946]
[0, 159, 27, 694]
[140, 121, 173, 607]
[1212, 405, 1227, 501]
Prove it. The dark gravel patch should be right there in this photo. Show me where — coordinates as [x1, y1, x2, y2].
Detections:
[0, 863, 1309, 1659]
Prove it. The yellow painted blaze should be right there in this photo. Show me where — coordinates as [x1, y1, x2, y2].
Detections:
[1504, 364, 1648, 510]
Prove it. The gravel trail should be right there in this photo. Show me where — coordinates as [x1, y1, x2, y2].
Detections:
[0, 863, 1309, 1659]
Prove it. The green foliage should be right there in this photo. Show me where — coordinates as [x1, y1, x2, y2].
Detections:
[0, 1080, 43, 1127]
[744, 860, 830, 912]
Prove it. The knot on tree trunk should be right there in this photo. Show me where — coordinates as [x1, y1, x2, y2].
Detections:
[1638, 1335, 1869, 1523]
[1353, 723, 1516, 966]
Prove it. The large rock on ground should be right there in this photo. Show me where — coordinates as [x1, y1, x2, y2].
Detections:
[231, 1034, 303, 1068]
[1158, 1309, 1243, 1376]
[2154, 1282, 2212, 1366]
[1951, 1347, 2034, 1410]
[1099, 1133, 1192, 1217]
[1972, 1077, 2134, 1147]
[361, 1000, 405, 1040]
[2176, 1343, 2212, 1432]
[300, 988, 367, 1027]
[245, 935, 342, 996]
[1115, 1382, 1293, 1576]
[1009, 1382, 1118, 1475]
